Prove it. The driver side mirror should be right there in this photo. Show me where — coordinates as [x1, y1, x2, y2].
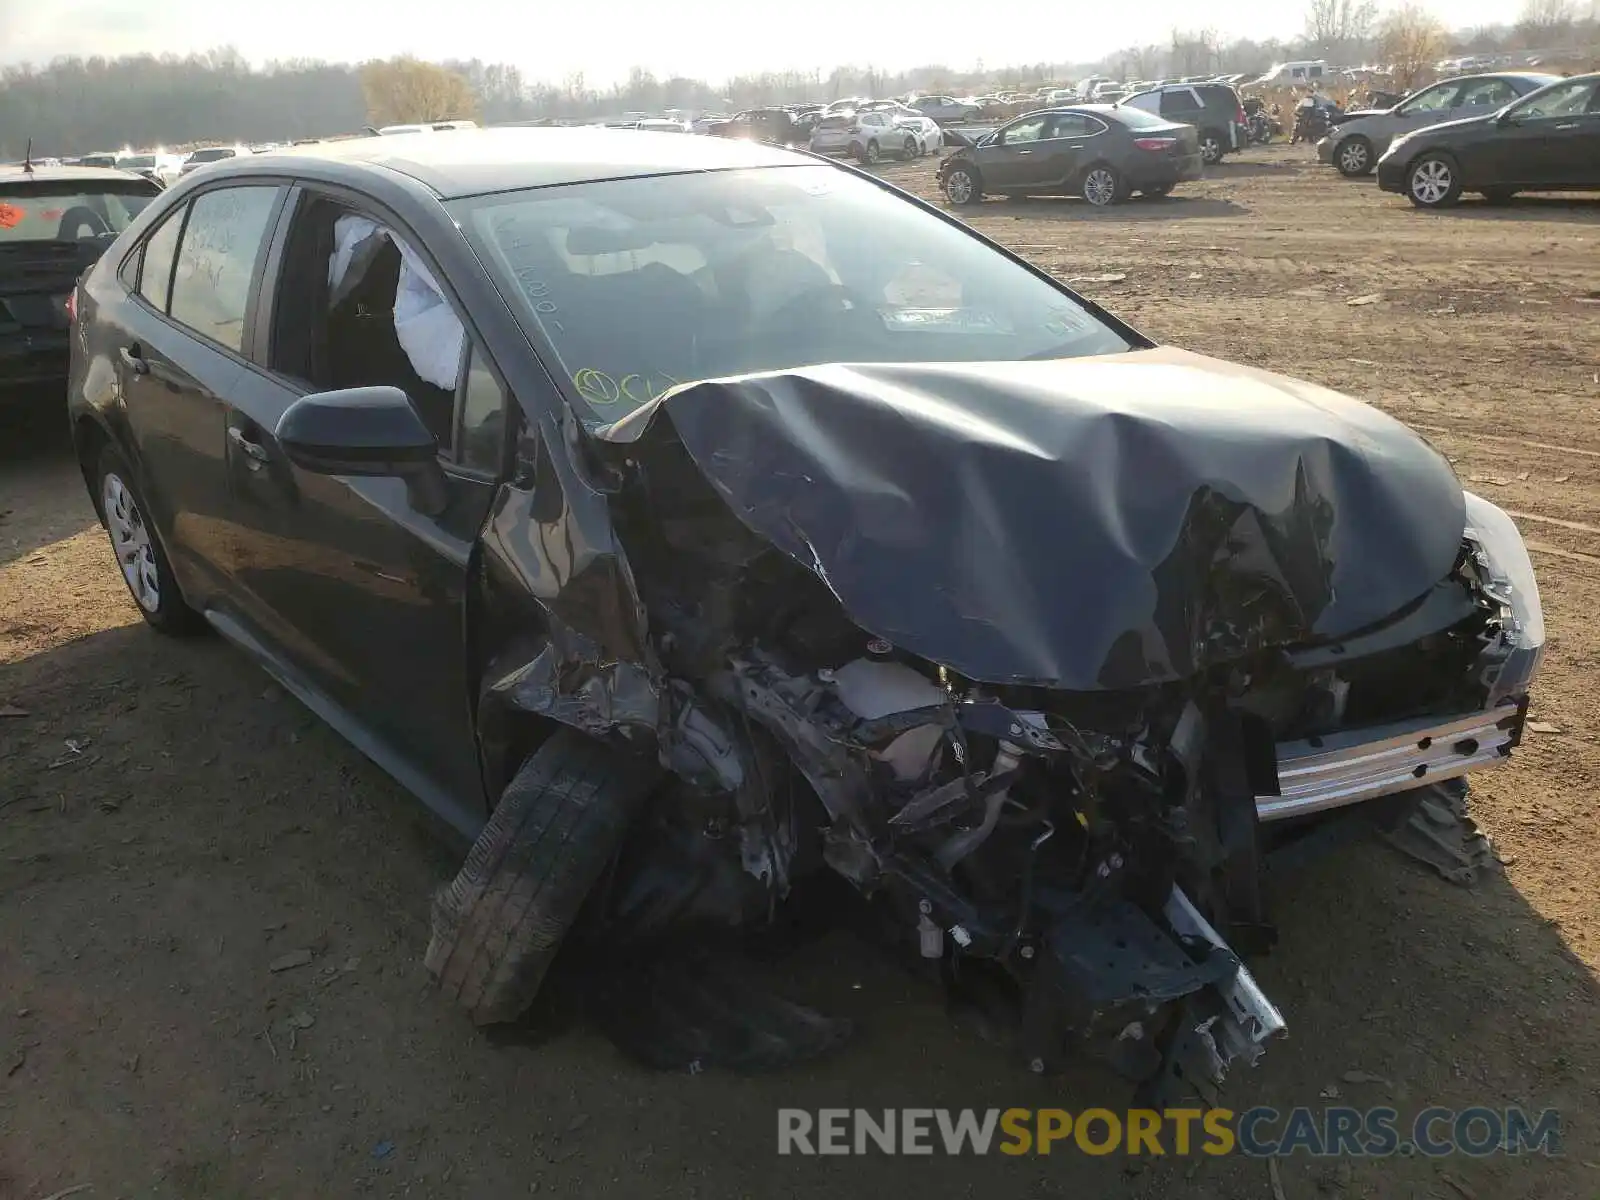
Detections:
[1496, 111, 1519, 126]
[275, 385, 449, 514]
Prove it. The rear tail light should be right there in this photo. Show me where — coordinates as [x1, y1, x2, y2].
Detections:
[1134, 137, 1178, 151]
[64, 289, 77, 323]
[1237, 106, 1247, 125]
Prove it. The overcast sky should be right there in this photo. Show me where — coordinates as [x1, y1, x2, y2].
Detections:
[1, 0, 1520, 84]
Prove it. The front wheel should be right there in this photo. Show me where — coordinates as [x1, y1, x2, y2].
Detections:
[942, 164, 982, 205]
[1081, 165, 1123, 207]
[426, 729, 661, 1025]
[1406, 153, 1463, 209]
[1335, 136, 1373, 177]
[95, 445, 203, 635]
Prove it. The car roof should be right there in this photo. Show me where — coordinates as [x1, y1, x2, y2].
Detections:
[235, 126, 805, 198]
[0, 164, 156, 185]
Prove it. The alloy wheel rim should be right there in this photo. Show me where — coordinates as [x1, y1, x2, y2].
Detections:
[1412, 160, 1451, 204]
[866, 142, 880, 163]
[947, 172, 973, 202]
[1202, 137, 1221, 163]
[102, 472, 160, 613]
[1085, 169, 1116, 205]
[1340, 142, 1368, 172]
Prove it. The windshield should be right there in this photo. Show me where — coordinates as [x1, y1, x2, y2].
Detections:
[0, 181, 156, 243]
[453, 165, 1131, 421]
[120, 155, 156, 170]
[188, 148, 235, 163]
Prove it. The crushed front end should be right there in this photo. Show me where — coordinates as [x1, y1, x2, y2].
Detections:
[485, 351, 1544, 1097]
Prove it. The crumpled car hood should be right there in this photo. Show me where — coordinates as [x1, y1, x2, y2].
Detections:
[601, 347, 1465, 690]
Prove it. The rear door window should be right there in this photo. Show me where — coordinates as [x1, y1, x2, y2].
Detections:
[1159, 89, 1199, 118]
[135, 205, 187, 313]
[167, 185, 282, 353]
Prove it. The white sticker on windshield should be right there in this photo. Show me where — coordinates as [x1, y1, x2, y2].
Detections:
[879, 308, 1014, 334]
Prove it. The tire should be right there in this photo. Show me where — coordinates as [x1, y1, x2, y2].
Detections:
[94, 445, 203, 635]
[1140, 183, 1175, 198]
[902, 135, 918, 160]
[1406, 152, 1463, 209]
[1481, 188, 1517, 205]
[1081, 164, 1123, 207]
[864, 139, 881, 164]
[1334, 135, 1373, 177]
[1198, 131, 1225, 165]
[425, 729, 661, 1024]
[942, 164, 982, 205]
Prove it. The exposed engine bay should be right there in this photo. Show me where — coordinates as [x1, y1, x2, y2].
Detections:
[467, 349, 1545, 1098]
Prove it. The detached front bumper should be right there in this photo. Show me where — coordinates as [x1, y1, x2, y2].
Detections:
[1257, 702, 1524, 822]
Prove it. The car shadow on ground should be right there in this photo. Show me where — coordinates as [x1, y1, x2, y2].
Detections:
[1427, 194, 1600, 224]
[1, 614, 1596, 1195]
[975, 195, 1250, 221]
[1211, 156, 1310, 178]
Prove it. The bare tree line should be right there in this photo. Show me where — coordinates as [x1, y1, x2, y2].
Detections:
[2, 0, 1596, 160]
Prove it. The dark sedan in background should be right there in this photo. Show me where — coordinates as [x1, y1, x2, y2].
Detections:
[1, 163, 160, 403]
[1378, 72, 1600, 208]
[937, 105, 1202, 206]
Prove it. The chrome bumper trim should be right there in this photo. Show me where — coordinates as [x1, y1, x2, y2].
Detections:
[1256, 703, 1522, 822]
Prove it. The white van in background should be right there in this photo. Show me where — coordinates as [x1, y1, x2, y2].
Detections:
[1251, 61, 1328, 87]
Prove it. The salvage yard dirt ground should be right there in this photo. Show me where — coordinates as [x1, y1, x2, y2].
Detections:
[2, 143, 1598, 1199]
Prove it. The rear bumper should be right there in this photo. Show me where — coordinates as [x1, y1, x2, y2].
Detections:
[1256, 702, 1524, 822]
[1131, 152, 1205, 187]
[0, 335, 69, 396]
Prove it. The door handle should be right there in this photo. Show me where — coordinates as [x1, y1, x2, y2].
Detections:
[1554, 122, 1579, 130]
[228, 426, 270, 464]
[1017, 149, 1033, 154]
[119, 345, 149, 375]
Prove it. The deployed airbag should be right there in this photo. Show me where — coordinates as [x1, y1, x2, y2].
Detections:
[602, 348, 1465, 690]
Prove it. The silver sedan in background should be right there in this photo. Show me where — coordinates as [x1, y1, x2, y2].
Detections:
[1318, 72, 1560, 176]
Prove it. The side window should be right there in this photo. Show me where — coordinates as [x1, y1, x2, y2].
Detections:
[168, 186, 281, 352]
[134, 205, 185, 313]
[456, 345, 507, 474]
[1001, 116, 1048, 144]
[1458, 79, 1514, 108]
[268, 197, 465, 450]
[1046, 114, 1096, 138]
[1401, 84, 1460, 114]
[1158, 90, 1193, 118]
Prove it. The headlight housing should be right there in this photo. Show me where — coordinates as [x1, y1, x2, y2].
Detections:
[1463, 491, 1545, 703]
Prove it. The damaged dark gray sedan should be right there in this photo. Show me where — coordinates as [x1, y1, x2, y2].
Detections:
[66, 129, 1545, 1100]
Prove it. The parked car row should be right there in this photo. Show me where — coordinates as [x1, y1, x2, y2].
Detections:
[1315, 70, 1600, 209]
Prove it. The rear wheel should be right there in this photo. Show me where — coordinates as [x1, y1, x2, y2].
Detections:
[1081, 164, 1123, 207]
[1406, 153, 1462, 209]
[1335, 135, 1373, 177]
[426, 729, 661, 1025]
[1198, 131, 1225, 165]
[902, 135, 918, 159]
[863, 139, 882, 164]
[95, 445, 203, 635]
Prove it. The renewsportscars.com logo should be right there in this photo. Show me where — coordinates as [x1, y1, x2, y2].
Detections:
[777, 1107, 1563, 1158]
